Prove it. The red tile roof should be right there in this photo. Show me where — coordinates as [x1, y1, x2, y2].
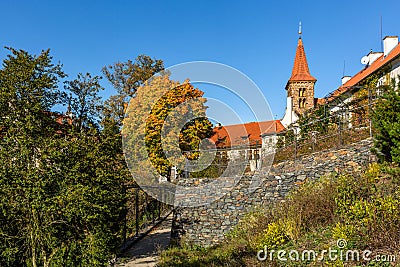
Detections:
[210, 120, 285, 149]
[288, 38, 317, 82]
[264, 120, 286, 135]
[314, 98, 326, 105]
[42, 111, 73, 125]
[327, 42, 400, 102]
[55, 114, 73, 125]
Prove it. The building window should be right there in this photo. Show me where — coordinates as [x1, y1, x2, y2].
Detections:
[248, 149, 260, 160]
[376, 87, 382, 96]
[253, 150, 260, 160]
[299, 88, 306, 97]
[299, 98, 306, 108]
[248, 149, 253, 160]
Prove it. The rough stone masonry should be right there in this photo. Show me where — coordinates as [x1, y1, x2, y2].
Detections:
[171, 138, 376, 246]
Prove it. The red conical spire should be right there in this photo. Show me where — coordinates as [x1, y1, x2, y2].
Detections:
[289, 37, 316, 82]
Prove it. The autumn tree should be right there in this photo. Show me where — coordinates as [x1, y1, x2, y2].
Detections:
[101, 55, 165, 187]
[123, 74, 214, 179]
[102, 55, 172, 238]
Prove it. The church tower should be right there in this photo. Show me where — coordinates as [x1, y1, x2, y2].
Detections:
[282, 23, 317, 127]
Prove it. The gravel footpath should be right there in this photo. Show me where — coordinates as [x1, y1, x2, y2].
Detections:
[116, 214, 172, 267]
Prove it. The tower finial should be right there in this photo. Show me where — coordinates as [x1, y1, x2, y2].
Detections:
[298, 21, 302, 38]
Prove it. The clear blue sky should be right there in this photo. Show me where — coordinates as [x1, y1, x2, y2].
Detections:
[2, 0, 400, 124]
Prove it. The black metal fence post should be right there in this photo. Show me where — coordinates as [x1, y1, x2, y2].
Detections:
[152, 199, 155, 224]
[123, 186, 127, 244]
[135, 188, 139, 236]
[158, 194, 161, 220]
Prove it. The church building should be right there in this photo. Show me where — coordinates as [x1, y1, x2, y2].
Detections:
[281, 25, 321, 127]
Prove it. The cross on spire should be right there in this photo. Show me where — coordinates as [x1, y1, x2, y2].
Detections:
[298, 21, 302, 38]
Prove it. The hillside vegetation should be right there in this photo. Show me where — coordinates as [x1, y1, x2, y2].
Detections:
[159, 163, 400, 266]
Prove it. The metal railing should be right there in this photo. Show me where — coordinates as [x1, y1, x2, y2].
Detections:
[122, 185, 172, 244]
[274, 93, 377, 164]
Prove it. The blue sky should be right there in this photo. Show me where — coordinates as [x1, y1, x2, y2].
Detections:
[2, 0, 400, 125]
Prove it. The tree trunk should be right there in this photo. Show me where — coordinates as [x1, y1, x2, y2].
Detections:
[31, 231, 37, 267]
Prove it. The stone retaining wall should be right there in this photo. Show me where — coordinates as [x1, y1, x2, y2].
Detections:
[171, 138, 376, 246]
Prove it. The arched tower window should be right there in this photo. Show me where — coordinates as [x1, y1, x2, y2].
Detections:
[299, 88, 306, 97]
[299, 98, 306, 108]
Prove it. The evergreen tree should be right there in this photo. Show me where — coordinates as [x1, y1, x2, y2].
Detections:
[372, 80, 400, 164]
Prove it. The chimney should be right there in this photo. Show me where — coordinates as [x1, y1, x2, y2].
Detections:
[367, 51, 383, 64]
[341, 76, 352, 85]
[383, 36, 398, 57]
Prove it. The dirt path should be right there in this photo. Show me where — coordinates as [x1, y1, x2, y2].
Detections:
[116, 214, 172, 267]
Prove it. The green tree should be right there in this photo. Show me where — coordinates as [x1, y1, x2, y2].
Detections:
[298, 104, 329, 138]
[0, 47, 66, 267]
[102, 55, 164, 126]
[372, 79, 400, 164]
[64, 72, 104, 131]
[0, 48, 127, 266]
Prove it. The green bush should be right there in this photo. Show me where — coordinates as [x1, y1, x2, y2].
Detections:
[252, 222, 288, 250]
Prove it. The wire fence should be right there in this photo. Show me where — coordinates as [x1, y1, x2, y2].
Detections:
[274, 86, 379, 164]
[274, 121, 372, 164]
[178, 106, 376, 177]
